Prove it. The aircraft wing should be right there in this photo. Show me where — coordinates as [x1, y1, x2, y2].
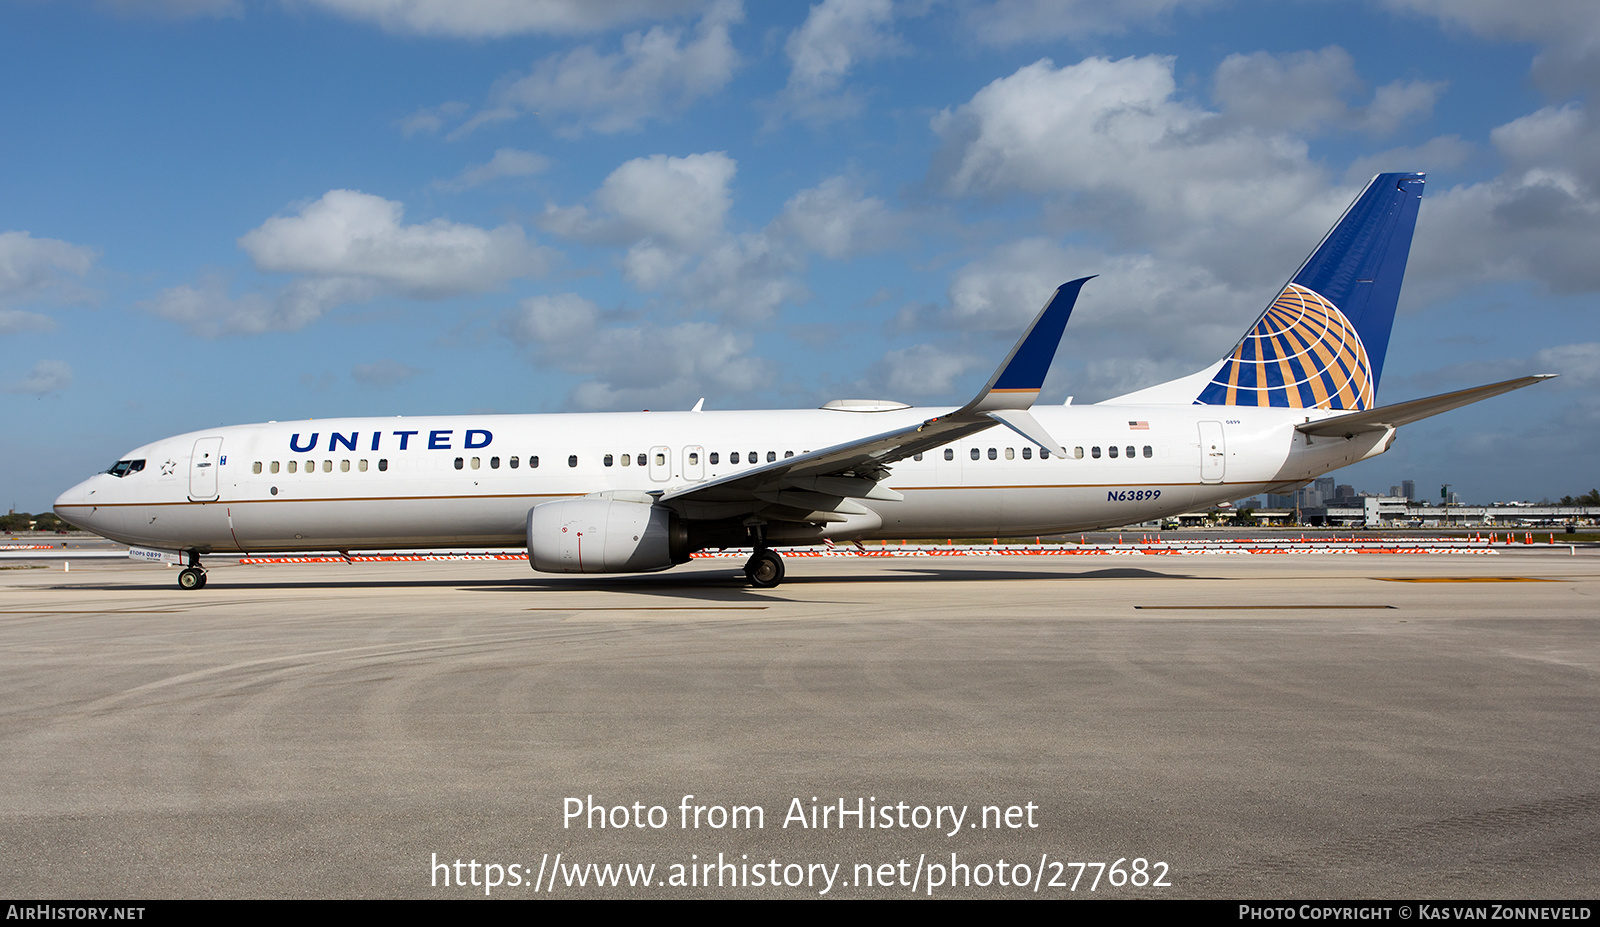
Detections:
[657, 278, 1092, 514]
[1295, 374, 1556, 438]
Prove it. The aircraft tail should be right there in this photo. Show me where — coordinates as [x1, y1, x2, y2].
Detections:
[1104, 173, 1424, 410]
[1197, 172, 1424, 410]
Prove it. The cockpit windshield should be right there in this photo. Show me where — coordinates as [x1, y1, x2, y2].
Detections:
[106, 459, 146, 478]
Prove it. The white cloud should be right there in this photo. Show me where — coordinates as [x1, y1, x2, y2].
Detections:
[772, 0, 899, 125]
[544, 152, 736, 250]
[1344, 135, 1474, 186]
[776, 176, 897, 259]
[239, 189, 548, 297]
[541, 151, 813, 321]
[501, 292, 603, 345]
[7, 360, 73, 396]
[1532, 343, 1600, 386]
[1411, 104, 1600, 296]
[877, 343, 982, 397]
[500, 292, 768, 410]
[397, 101, 468, 137]
[960, 0, 1226, 46]
[459, 1, 740, 137]
[144, 274, 377, 338]
[1379, 0, 1600, 95]
[302, 0, 708, 38]
[598, 152, 736, 249]
[439, 148, 552, 190]
[0, 310, 56, 335]
[930, 54, 1347, 284]
[676, 231, 808, 316]
[0, 231, 98, 308]
[351, 358, 423, 387]
[1212, 47, 1443, 135]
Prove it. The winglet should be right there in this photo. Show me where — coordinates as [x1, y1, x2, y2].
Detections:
[964, 276, 1092, 414]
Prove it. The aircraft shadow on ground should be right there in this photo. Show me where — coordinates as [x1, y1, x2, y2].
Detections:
[48, 565, 1209, 601]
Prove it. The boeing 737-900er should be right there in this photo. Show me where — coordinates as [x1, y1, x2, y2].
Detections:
[55, 172, 1552, 589]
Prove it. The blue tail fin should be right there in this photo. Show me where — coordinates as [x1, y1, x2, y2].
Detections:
[1196, 172, 1424, 411]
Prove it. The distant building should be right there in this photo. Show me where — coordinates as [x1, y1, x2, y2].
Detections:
[1402, 479, 1416, 502]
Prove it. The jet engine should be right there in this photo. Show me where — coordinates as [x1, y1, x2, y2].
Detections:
[527, 497, 690, 574]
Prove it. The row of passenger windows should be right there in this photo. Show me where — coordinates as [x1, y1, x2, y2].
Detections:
[250, 444, 1155, 476]
[925, 445, 1153, 461]
[254, 456, 545, 474]
[250, 450, 804, 474]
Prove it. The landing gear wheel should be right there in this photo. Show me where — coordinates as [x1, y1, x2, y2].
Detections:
[178, 567, 207, 590]
[744, 549, 785, 588]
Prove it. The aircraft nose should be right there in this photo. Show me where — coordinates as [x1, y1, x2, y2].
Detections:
[54, 476, 103, 529]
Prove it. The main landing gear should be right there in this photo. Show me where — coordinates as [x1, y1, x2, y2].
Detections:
[177, 551, 207, 590]
[743, 548, 785, 589]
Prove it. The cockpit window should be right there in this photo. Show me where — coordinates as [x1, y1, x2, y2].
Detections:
[106, 459, 145, 478]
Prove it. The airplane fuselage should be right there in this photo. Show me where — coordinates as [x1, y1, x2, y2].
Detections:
[54, 402, 1389, 554]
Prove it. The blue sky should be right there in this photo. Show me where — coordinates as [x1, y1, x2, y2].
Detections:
[3, 0, 1596, 511]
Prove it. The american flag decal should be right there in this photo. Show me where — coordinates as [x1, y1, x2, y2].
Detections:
[1128, 421, 1149, 430]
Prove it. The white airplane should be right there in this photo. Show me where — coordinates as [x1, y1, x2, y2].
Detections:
[55, 172, 1550, 589]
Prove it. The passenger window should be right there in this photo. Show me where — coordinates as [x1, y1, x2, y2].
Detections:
[532, 456, 540, 468]
[1022, 447, 1032, 460]
[988, 448, 997, 460]
[471, 457, 481, 469]
[767, 451, 777, 462]
[604, 454, 614, 467]
[784, 451, 794, 459]
[1074, 447, 1084, 459]
[253, 461, 263, 474]
[1042, 448, 1051, 459]
[637, 454, 646, 467]
[689, 452, 700, 465]
[288, 461, 297, 473]
[569, 455, 578, 468]
[509, 456, 519, 469]
[731, 452, 740, 464]
[654, 452, 666, 466]
[1126, 446, 1135, 459]
[359, 459, 368, 472]
[1005, 448, 1015, 460]
[454, 457, 464, 470]
[490, 457, 500, 469]
[1143, 446, 1153, 458]
[270, 461, 280, 474]
[619, 453, 629, 467]
[379, 459, 388, 471]
[1109, 446, 1118, 458]
[322, 460, 332, 472]
[945, 448, 954, 461]
[914, 452, 923, 461]
[709, 452, 719, 465]
[341, 460, 350, 472]
[971, 448, 980, 460]
[1091, 447, 1101, 459]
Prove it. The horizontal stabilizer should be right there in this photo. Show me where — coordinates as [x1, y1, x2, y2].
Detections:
[1295, 375, 1555, 438]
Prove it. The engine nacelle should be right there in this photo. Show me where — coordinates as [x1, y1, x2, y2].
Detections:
[527, 498, 690, 574]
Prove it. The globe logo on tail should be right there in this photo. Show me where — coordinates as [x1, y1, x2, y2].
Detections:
[1197, 283, 1373, 410]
